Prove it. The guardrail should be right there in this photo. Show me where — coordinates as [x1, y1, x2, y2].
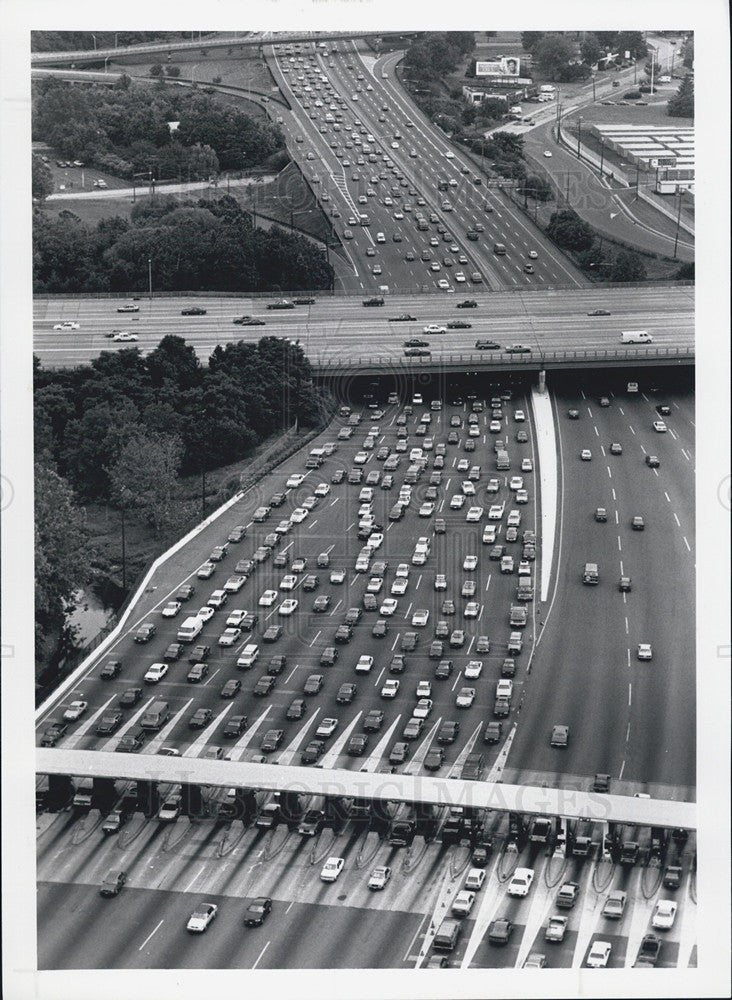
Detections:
[308, 345, 695, 374]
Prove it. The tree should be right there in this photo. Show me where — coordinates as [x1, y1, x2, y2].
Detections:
[32, 154, 54, 200]
[34, 461, 90, 645]
[534, 34, 577, 80]
[616, 31, 647, 60]
[146, 335, 202, 390]
[546, 209, 595, 251]
[518, 174, 553, 202]
[675, 261, 694, 280]
[609, 251, 647, 282]
[520, 32, 545, 54]
[150, 63, 164, 78]
[668, 75, 694, 118]
[108, 427, 183, 531]
[580, 34, 603, 66]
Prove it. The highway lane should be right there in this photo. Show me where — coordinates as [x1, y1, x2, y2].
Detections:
[33, 285, 694, 368]
[503, 382, 695, 793]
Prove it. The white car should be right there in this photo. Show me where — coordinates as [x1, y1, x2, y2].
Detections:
[354, 451, 369, 464]
[518, 560, 531, 575]
[391, 578, 408, 595]
[112, 331, 138, 342]
[286, 474, 305, 488]
[489, 420, 502, 433]
[464, 660, 483, 679]
[543, 150, 553, 158]
[509, 476, 523, 491]
[413, 699, 433, 720]
[144, 662, 168, 684]
[466, 506, 483, 523]
[528, 251, 538, 259]
[465, 868, 486, 891]
[456, 686, 475, 707]
[314, 482, 331, 497]
[356, 655, 374, 673]
[186, 903, 218, 933]
[396, 563, 410, 579]
[507, 510, 521, 527]
[450, 494, 466, 510]
[451, 890, 476, 916]
[290, 507, 308, 524]
[226, 609, 247, 627]
[507, 867, 535, 897]
[419, 501, 435, 517]
[464, 600, 480, 618]
[197, 606, 215, 623]
[651, 899, 678, 929]
[412, 609, 430, 627]
[653, 420, 667, 433]
[437, 279, 451, 290]
[280, 575, 298, 591]
[514, 410, 526, 422]
[586, 941, 611, 967]
[380, 598, 398, 616]
[367, 533, 384, 550]
[515, 489, 529, 504]
[637, 643, 653, 661]
[521, 458, 533, 472]
[53, 320, 81, 331]
[461, 481, 476, 496]
[330, 569, 346, 584]
[445, 150, 455, 159]
[161, 601, 182, 618]
[581, 449, 592, 461]
[416, 680, 432, 697]
[412, 550, 427, 566]
[482, 525, 497, 544]
[278, 598, 298, 616]
[62, 700, 88, 721]
[381, 679, 400, 698]
[259, 590, 278, 607]
[366, 577, 383, 594]
[463, 555, 478, 571]
[320, 857, 345, 882]
[434, 574, 447, 591]
[368, 866, 391, 890]
[423, 324, 447, 335]
[488, 503, 505, 520]
[218, 626, 242, 646]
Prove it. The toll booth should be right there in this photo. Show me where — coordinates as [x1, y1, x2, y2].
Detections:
[415, 802, 438, 841]
[135, 780, 160, 818]
[508, 811, 529, 849]
[218, 788, 257, 824]
[91, 777, 117, 813]
[349, 797, 372, 829]
[650, 826, 667, 859]
[180, 783, 205, 819]
[324, 796, 351, 833]
[47, 774, 73, 812]
[279, 790, 305, 829]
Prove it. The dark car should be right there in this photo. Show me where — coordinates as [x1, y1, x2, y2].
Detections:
[233, 315, 266, 325]
[456, 300, 477, 308]
[244, 896, 272, 927]
[223, 715, 248, 738]
[475, 340, 500, 350]
[588, 308, 611, 316]
[228, 526, 247, 543]
[403, 338, 429, 348]
[484, 721, 503, 744]
[187, 662, 209, 683]
[116, 732, 144, 752]
[347, 733, 370, 756]
[313, 595, 331, 613]
[294, 296, 316, 305]
[389, 314, 417, 322]
[435, 659, 454, 680]
[189, 643, 211, 663]
[181, 306, 207, 316]
[301, 739, 326, 764]
[364, 709, 385, 732]
[119, 687, 142, 708]
[389, 742, 410, 764]
[99, 870, 127, 897]
[345, 607, 363, 625]
[261, 729, 284, 752]
[404, 348, 431, 357]
[437, 720, 459, 744]
[320, 646, 339, 666]
[302, 574, 319, 592]
[593, 773, 611, 793]
[401, 631, 418, 652]
[267, 300, 296, 310]
[176, 584, 196, 601]
[235, 559, 255, 576]
[286, 698, 307, 720]
[262, 625, 283, 643]
[101, 808, 130, 835]
[134, 622, 156, 643]
[254, 675, 276, 696]
[163, 642, 183, 661]
[40, 721, 68, 746]
[303, 673, 324, 695]
[336, 682, 357, 704]
[334, 624, 353, 644]
[221, 678, 242, 698]
[389, 654, 407, 674]
[96, 711, 123, 735]
[488, 917, 513, 945]
[372, 619, 389, 638]
[447, 320, 471, 329]
[189, 708, 212, 729]
[241, 612, 258, 631]
[656, 404, 672, 416]
[645, 454, 660, 467]
[424, 746, 445, 771]
[567, 408, 580, 419]
[267, 655, 287, 675]
[100, 659, 122, 680]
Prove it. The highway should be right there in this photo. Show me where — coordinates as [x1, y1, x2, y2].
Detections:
[33, 285, 694, 369]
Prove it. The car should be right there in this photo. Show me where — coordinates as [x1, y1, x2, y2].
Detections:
[464, 660, 483, 680]
[218, 626, 242, 647]
[99, 659, 122, 679]
[602, 890, 627, 919]
[580, 449, 592, 461]
[653, 420, 667, 433]
[488, 917, 513, 945]
[505, 344, 531, 354]
[187, 903, 218, 933]
[278, 598, 298, 616]
[483, 721, 503, 745]
[62, 699, 88, 722]
[637, 643, 653, 661]
[144, 662, 168, 684]
[368, 866, 392, 890]
[632, 515, 645, 531]
[302, 673, 323, 696]
[456, 686, 475, 707]
[134, 622, 157, 643]
[652, 900, 678, 929]
[608, 441, 623, 456]
[181, 306, 207, 316]
[413, 698, 433, 719]
[118, 687, 142, 707]
[320, 857, 345, 882]
[488, 504, 505, 520]
[176, 583, 196, 601]
[220, 678, 242, 699]
[243, 896, 272, 927]
[53, 320, 81, 331]
[99, 870, 127, 897]
[507, 867, 534, 897]
[233, 315, 266, 326]
[95, 711, 123, 736]
[253, 674, 276, 697]
[543, 913, 570, 944]
[551, 724, 569, 747]
[117, 303, 140, 313]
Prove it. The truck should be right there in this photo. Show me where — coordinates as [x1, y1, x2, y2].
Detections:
[496, 449, 510, 471]
[177, 616, 203, 643]
[140, 700, 170, 730]
[510, 605, 528, 627]
[621, 330, 653, 344]
[582, 562, 599, 584]
[72, 777, 95, 809]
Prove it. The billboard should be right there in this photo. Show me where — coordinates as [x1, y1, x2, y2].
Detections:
[476, 56, 521, 77]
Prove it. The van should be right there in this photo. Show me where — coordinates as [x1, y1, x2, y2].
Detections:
[621, 330, 653, 344]
[496, 450, 510, 471]
[433, 919, 462, 951]
[140, 700, 170, 730]
[177, 616, 203, 643]
[237, 644, 259, 669]
[582, 562, 599, 585]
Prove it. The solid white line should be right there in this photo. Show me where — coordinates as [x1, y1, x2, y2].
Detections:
[252, 942, 270, 969]
[138, 920, 164, 952]
[628, 683, 632, 707]
[184, 865, 207, 893]
[403, 911, 431, 963]
[286, 900, 295, 914]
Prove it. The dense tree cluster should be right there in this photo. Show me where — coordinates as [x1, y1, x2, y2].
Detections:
[34, 334, 323, 505]
[520, 31, 646, 81]
[403, 33, 475, 82]
[32, 78, 285, 180]
[545, 208, 595, 251]
[31, 31, 196, 52]
[33, 194, 333, 293]
[667, 75, 694, 118]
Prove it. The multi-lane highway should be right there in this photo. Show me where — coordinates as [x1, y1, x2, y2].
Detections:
[33, 285, 694, 368]
[36, 378, 696, 970]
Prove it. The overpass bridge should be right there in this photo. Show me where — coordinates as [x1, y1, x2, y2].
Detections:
[30, 31, 405, 67]
[37, 748, 696, 831]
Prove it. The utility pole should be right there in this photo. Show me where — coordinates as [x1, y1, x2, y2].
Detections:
[148, 258, 152, 303]
[565, 172, 570, 205]
[577, 117, 583, 160]
[120, 506, 126, 591]
[599, 139, 605, 175]
[673, 191, 683, 259]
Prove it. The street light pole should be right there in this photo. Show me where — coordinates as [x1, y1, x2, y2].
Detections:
[591, 75, 596, 101]
[673, 191, 683, 259]
[577, 117, 583, 160]
[148, 258, 152, 303]
[599, 139, 605, 175]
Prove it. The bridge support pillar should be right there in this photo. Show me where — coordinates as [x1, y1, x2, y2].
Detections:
[47, 774, 73, 811]
[180, 783, 205, 820]
[538, 369, 547, 393]
[136, 780, 160, 818]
